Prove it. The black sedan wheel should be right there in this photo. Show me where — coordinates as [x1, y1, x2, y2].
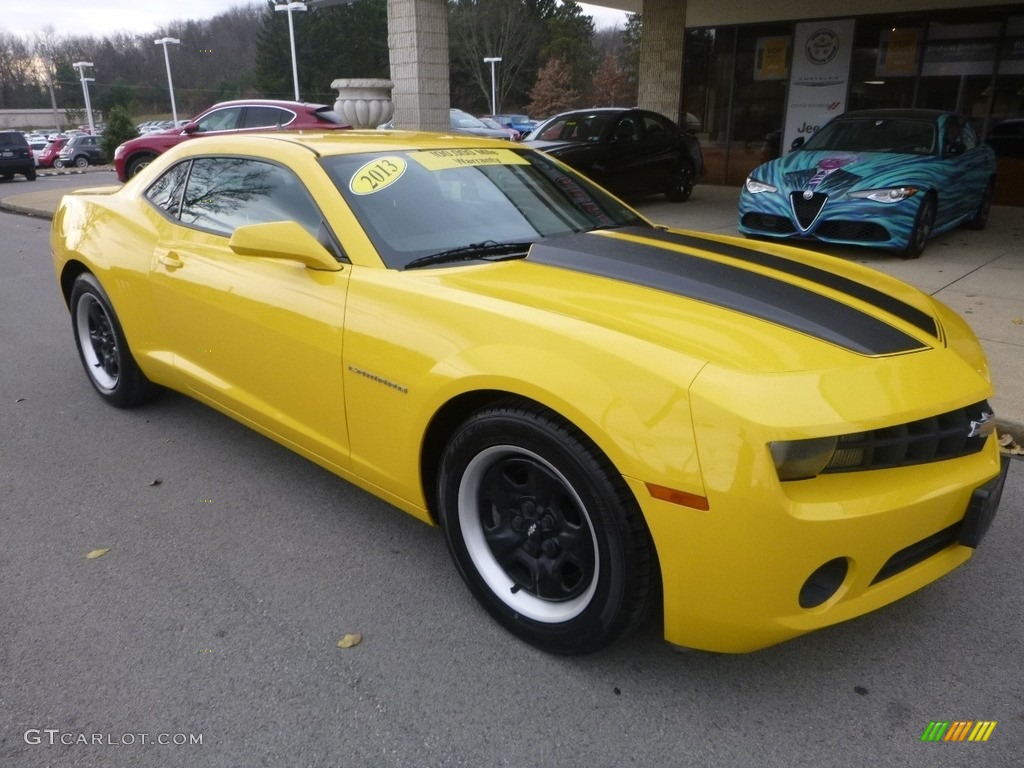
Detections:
[665, 161, 695, 202]
[437, 401, 657, 655]
[70, 273, 157, 408]
[901, 193, 935, 259]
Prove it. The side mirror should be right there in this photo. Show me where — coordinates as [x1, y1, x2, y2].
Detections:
[182, 122, 199, 134]
[229, 221, 342, 272]
[790, 136, 806, 151]
[946, 140, 966, 157]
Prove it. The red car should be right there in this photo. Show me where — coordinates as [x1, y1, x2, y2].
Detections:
[37, 136, 68, 169]
[113, 99, 351, 182]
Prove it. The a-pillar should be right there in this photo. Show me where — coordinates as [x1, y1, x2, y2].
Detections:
[387, 0, 449, 132]
[637, 0, 686, 125]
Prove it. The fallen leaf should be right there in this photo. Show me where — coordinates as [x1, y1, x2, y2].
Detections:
[15, 398, 26, 403]
[85, 547, 110, 560]
[336, 633, 363, 649]
[998, 433, 1024, 456]
[1012, 318, 1023, 325]
[148, 479, 162, 486]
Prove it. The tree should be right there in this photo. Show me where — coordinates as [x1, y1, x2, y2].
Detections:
[527, 56, 579, 118]
[449, 0, 548, 114]
[101, 105, 139, 161]
[537, 1, 596, 98]
[591, 54, 633, 107]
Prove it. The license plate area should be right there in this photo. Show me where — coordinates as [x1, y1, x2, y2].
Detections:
[959, 457, 1010, 548]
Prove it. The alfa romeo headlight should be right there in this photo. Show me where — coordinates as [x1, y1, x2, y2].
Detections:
[745, 177, 777, 194]
[849, 186, 919, 203]
[769, 437, 838, 481]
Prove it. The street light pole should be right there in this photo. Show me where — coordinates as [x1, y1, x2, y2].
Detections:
[72, 61, 96, 135]
[154, 37, 181, 125]
[274, 2, 307, 101]
[483, 57, 502, 116]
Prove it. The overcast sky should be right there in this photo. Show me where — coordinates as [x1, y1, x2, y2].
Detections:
[8, 1, 628, 39]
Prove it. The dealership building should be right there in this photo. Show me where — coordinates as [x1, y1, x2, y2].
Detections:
[590, 0, 1024, 204]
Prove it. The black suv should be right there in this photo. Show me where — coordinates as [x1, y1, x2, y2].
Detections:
[58, 135, 107, 168]
[0, 131, 37, 181]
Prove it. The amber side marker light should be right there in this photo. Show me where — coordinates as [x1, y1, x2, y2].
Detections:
[646, 483, 710, 511]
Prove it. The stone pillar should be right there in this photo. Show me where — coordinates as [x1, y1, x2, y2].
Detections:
[637, 0, 686, 125]
[387, 0, 450, 132]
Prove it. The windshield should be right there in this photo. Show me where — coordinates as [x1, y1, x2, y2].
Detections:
[802, 117, 937, 155]
[320, 147, 645, 269]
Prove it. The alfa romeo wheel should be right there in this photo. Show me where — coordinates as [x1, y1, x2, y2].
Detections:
[902, 193, 935, 259]
[69, 273, 157, 408]
[437, 401, 657, 654]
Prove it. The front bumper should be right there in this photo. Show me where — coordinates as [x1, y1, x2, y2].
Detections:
[630, 441, 1006, 653]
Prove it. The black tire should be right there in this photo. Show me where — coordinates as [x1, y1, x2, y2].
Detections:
[901, 193, 935, 259]
[665, 160, 695, 202]
[966, 180, 994, 231]
[69, 273, 157, 408]
[74, 155, 89, 168]
[437, 401, 657, 655]
[25, 168, 36, 181]
[53, 159, 64, 169]
[126, 154, 156, 179]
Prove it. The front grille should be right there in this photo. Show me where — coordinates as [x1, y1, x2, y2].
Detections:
[790, 192, 827, 229]
[817, 220, 890, 242]
[822, 400, 992, 474]
[741, 212, 796, 233]
[871, 523, 960, 584]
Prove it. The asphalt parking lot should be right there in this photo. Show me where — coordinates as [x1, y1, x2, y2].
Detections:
[1, 177, 1022, 767]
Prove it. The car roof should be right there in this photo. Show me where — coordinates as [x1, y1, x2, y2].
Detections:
[163, 129, 525, 160]
[198, 99, 332, 111]
[832, 109, 952, 122]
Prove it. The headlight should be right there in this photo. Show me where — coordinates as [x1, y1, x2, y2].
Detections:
[848, 186, 919, 203]
[745, 177, 777, 194]
[769, 437, 838, 481]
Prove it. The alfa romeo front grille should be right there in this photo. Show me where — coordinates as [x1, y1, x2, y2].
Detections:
[790, 192, 827, 230]
[822, 400, 992, 473]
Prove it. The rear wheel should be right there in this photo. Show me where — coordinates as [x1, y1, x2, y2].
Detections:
[966, 180, 994, 231]
[437, 401, 657, 655]
[25, 168, 36, 181]
[74, 155, 89, 168]
[665, 160, 695, 202]
[901, 193, 935, 259]
[69, 273, 157, 408]
[53, 159, 64, 169]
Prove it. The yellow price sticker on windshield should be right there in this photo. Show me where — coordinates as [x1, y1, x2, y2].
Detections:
[349, 156, 407, 195]
[411, 148, 529, 171]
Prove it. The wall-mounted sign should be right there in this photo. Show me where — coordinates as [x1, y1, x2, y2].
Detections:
[755, 36, 791, 81]
[877, 28, 921, 77]
[1000, 16, 1024, 75]
[921, 22, 1000, 76]
[783, 19, 856, 152]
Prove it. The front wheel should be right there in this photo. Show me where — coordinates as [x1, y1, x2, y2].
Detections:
[901, 193, 935, 259]
[437, 401, 657, 655]
[69, 273, 157, 408]
[74, 155, 89, 168]
[126, 154, 156, 179]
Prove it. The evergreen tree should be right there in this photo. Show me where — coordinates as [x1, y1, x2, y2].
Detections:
[101, 105, 139, 161]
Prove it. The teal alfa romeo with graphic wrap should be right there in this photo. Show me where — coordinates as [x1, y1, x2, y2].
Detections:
[739, 110, 996, 258]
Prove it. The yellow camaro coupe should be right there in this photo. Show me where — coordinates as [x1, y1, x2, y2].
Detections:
[51, 131, 1008, 654]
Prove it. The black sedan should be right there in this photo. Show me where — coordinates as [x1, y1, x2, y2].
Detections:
[523, 108, 702, 202]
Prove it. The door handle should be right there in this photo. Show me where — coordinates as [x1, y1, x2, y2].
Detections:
[157, 251, 184, 270]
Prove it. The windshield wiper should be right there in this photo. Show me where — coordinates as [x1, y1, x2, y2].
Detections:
[404, 240, 533, 270]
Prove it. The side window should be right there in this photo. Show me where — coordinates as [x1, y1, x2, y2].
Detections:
[241, 107, 294, 129]
[195, 107, 242, 133]
[960, 120, 978, 151]
[145, 161, 191, 218]
[179, 157, 323, 238]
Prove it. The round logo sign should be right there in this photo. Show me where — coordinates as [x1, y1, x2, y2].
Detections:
[805, 29, 839, 65]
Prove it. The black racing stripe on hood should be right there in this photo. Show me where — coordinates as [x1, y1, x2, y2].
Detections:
[635, 228, 938, 337]
[527, 232, 927, 356]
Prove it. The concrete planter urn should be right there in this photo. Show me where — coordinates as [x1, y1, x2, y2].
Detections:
[331, 78, 394, 129]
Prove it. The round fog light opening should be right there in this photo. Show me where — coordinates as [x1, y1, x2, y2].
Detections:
[799, 558, 849, 608]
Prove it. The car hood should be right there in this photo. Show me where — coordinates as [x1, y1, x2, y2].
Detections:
[753, 150, 933, 195]
[430, 227, 946, 373]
